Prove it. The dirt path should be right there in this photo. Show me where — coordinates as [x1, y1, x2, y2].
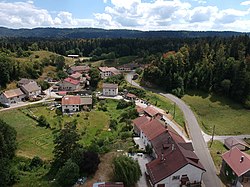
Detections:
[83, 152, 117, 187]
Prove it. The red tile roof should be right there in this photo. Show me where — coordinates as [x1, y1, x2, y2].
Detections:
[140, 119, 166, 141]
[62, 95, 81, 105]
[144, 106, 161, 117]
[132, 116, 150, 130]
[64, 77, 80, 85]
[136, 106, 144, 114]
[222, 147, 250, 177]
[146, 141, 205, 184]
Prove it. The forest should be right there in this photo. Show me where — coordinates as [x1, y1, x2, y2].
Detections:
[0, 35, 249, 107]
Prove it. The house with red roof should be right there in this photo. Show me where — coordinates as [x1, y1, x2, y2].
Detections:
[132, 114, 205, 187]
[62, 95, 92, 113]
[145, 127, 205, 187]
[221, 147, 250, 186]
[144, 106, 163, 119]
[60, 77, 80, 91]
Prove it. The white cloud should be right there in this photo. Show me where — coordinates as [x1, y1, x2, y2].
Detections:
[241, 1, 250, 6]
[1, 0, 250, 32]
[0, 1, 94, 28]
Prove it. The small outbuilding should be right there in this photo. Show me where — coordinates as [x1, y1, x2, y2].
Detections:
[224, 137, 250, 151]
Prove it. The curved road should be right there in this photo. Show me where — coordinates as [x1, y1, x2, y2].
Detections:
[126, 72, 222, 187]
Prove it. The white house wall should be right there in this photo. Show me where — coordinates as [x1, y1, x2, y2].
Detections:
[154, 164, 204, 187]
[61, 81, 79, 91]
[0, 94, 25, 105]
[62, 105, 80, 113]
[103, 88, 118, 96]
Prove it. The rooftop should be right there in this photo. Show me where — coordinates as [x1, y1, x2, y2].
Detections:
[64, 77, 80, 85]
[102, 83, 118, 89]
[224, 137, 250, 149]
[140, 119, 166, 141]
[144, 106, 161, 117]
[69, 72, 82, 80]
[69, 65, 90, 72]
[99, 66, 120, 75]
[21, 82, 41, 93]
[3, 88, 24, 98]
[62, 95, 81, 105]
[132, 116, 150, 130]
[222, 147, 250, 177]
[146, 140, 205, 184]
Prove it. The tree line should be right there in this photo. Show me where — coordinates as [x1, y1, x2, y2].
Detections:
[143, 38, 250, 108]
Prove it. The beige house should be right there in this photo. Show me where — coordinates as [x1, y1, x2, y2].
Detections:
[60, 78, 80, 91]
[20, 82, 41, 98]
[0, 88, 25, 105]
[98, 66, 120, 79]
[102, 83, 118, 96]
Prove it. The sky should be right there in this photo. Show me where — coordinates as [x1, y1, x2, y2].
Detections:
[2, 0, 250, 31]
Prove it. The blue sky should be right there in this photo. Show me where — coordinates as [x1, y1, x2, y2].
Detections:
[1, 0, 250, 31]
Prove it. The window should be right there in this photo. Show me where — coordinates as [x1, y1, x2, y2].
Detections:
[157, 184, 165, 187]
[172, 175, 180, 180]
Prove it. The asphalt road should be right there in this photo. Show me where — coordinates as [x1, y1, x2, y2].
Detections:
[125, 72, 222, 187]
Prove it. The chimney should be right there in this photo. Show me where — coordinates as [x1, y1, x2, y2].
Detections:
[172, 144, 175, 151]
[240, 156, 244, 163]
[161, 151, 164, 161]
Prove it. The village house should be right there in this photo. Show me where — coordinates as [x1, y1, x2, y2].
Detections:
[68, 65, 90, 74]
[0, 88, 26, 105]
[132, 114, 205, 187]
[124, 92, 137, 101]
[20, 82, 41, 98]
[144, 105, 163, 119]
[221, 147, 250, 186]
[17, 78, 35, 87]
[98, 66, 121, 79]
[69, 72, 87, 87]
[117, 63, 140, 71]
[60, 77, 81, 91]
[61, 95, 92, 113]
[146, 137, 205, 187]
[224, 137, 250, 151]
[102, 83, 118, 96]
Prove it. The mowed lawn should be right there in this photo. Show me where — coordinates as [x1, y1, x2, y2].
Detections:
[145, 92, 185, 127]
[182, 91, 250, 135]
[0, 109, 54, 160]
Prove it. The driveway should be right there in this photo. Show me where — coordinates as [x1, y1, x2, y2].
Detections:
[125, 72, 222, 187]
[130, 153, 151, 187]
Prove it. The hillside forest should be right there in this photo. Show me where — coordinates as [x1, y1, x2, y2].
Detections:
[0, 35, 249, 107]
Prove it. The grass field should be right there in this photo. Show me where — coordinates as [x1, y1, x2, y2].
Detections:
[208, 140, 227, 172]
[0, 109, 54, 160]
[182, 91, 250, 135]
[145, 92, 185, 127]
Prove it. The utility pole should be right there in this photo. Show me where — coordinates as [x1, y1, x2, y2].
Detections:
[210, 125, 215, 148]
[173, 102, 176, 119]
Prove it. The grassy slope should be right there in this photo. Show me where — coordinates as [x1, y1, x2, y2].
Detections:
[0, 109, 54, 160]
[145, 91, 185, 127]
[182, 91, 250, 135]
